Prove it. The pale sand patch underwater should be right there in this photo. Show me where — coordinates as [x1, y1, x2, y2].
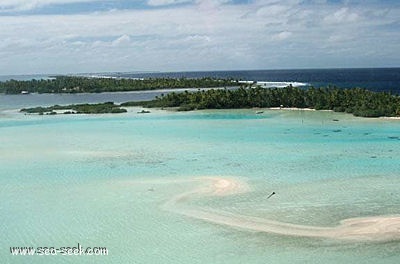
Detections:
[162, 177, 400, 242]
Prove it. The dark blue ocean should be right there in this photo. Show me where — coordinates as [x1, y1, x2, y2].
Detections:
[111, 68, 400, 93]
[1, 68, 399, 93]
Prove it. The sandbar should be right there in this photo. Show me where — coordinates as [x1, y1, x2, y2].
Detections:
[163, 177, 400, 242]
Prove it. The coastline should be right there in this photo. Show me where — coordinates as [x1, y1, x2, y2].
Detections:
[268, 107, 316, 111]
[266, 107, 400, 120]
[379, 116, 400, 120]
[5, 105, 400, 121]
[267, 107, 333, 112]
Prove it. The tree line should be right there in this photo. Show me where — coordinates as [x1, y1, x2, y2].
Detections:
[128, 86, 400, 118]
[21, 102, 127, 115]
[17, 83, 400, 118]
[0, 76, 236, 94]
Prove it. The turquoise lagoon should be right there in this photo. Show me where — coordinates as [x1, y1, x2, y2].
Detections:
[1, 103, 400, 263]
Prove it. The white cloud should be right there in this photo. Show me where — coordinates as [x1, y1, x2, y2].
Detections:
[323, 7, 360, 24]
[0, 1, 398, 74]
[255, 4, 288, 17]
[271, 31, 292, 41]
[0, 0, 100, 12]
[112, 34, 131, 47]
[147, 0, 192, 6]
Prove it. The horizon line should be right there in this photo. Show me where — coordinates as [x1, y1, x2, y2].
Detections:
[1, 66, 400, 78]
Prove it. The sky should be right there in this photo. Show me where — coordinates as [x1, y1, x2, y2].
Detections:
[0, 0, 399, 74]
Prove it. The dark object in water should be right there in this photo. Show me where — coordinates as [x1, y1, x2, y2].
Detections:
[332, 129, 342, 133]
[267, 192, 276, 199]
[148, 188, 154, 192]
[388, 136, 399, 140]
[332, 119, 339, 121]
[138, 110, 151, 114]
[256, 111, 264, 114]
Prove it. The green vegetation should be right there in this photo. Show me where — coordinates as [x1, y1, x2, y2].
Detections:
[0, 76, 235, 94]
[18, 86, 400, 118]
[127, 86, 400, 118]
[21, 102, 127, 115]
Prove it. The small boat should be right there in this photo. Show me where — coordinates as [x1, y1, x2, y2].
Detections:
[137, 110, 151, 114]
[256, 111, 264, 114]
[21, 91, 30, 94]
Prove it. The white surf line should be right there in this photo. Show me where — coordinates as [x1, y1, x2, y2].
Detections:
[162, 177, 400, 242]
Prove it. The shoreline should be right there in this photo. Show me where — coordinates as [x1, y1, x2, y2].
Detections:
[2, 106, 399, 121]
[379, 116, 400, 120]
[267, 107, 335, 112]
[267, 107, 400, 119]
[268, 107, 317, 111]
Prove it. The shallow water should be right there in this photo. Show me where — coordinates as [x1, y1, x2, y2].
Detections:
[1, 108, 400, 263]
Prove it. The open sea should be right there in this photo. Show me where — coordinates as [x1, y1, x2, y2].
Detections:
[1, 68, 400, 92]
[1, 68, 400, 263]
[108, 68, 400, 93]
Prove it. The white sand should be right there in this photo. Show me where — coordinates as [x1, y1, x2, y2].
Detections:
[163, 177, 400, 242]
[379, 116, 400, 120]
[268, 107, 316, 111]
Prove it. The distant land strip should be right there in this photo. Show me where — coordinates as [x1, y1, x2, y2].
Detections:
[0, 76, 236, 94]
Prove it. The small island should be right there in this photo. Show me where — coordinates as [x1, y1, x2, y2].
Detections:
[126, 86, 400, 118]
[21, 102, 127, 115]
